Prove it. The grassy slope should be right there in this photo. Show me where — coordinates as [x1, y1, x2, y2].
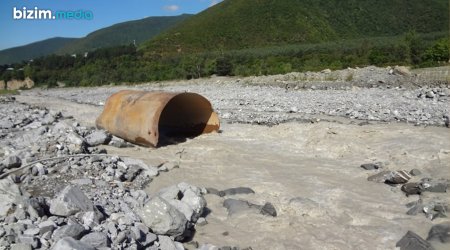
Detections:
[142, 0, 448, 54]
[0, 38, 77, 65]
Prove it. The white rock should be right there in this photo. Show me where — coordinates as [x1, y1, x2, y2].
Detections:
[136, 196, 187, 237]
[67, 132, 85, 146]
[85, 130, 111, 146]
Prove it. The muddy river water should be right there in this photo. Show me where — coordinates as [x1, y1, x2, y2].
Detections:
[16, 92, 450, 250]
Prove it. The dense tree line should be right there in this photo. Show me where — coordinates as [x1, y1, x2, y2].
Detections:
[0, 32, 448, 88]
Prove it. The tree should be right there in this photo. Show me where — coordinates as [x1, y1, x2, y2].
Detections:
[423, 38, 449, 63]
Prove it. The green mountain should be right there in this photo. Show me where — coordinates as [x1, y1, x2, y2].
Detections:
[0, 14, 192, 65]
[0, 38, 76, 65]
[57, 14, 192, 54]
[142, 0, 449, 54]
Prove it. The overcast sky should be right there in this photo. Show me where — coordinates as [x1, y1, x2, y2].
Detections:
[0, 0, 222, 50]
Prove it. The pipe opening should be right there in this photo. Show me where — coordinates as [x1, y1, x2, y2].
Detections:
[158, 93, 218, 146]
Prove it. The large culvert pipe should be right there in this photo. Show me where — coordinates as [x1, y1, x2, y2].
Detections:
[96, 90, 220, 147]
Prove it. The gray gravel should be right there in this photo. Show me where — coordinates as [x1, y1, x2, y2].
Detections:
[0, 96, 214, 249]
[23, 66, 449, 127]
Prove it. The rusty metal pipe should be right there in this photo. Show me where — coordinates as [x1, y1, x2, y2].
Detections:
[96, 90, 220, 147]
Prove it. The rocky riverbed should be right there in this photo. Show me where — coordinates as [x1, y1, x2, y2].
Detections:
[23, 66, 450, 127]
[1, 66, 450, 250]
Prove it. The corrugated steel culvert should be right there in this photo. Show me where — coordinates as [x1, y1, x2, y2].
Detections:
[96, 90, 220, 147]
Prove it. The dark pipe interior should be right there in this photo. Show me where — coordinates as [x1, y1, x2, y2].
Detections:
[158, 93, 213, 145]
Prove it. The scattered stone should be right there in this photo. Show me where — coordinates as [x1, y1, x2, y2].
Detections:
[427, 222, 450, 243]
[180, 186, 207, 222]
[421, 179, 448, 193]
[222, 187, 255, 196]
[260, 202, 277, 217]
[49, 185, 99, 217]
[85, 130, 112, 146]
[52, 237, 95, 250]
[360, 162, 383, 170]
[80, 232, 110, 248]
[396, 231, 433, 250]
[385, 170, 411, 184]
[406, 200, 423, 216]
[82, 211, 101, 228]
[2, 155, 22, 169]
[52, 222, 86, 240]
[135, 196, 188, 237]
[122, 157, 158, 178]
[401, 183, 422, 196]
[289, 106, 298, 113]
[113, 231, 127, 245]
[108, 136, 131, 148]
[130, 225, 157, 247]
[67, 132, 85, 146]
[158, 235, 185, 250]
[401, 179, 449, 196]
[23, 228, 39, 236]
[206, 187, 225, 197]
[223, 199, 260, 216]
[426, 91, 436, 99]
[17, 235, 39, 248]
[38, 220, 57, 235]
[158, 183, 207, 222]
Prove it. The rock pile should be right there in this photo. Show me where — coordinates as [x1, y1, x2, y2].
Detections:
[0, 96, 212, 249]
[363, 163, 449, 220]
[0, 179, 206, 249]
[361, 161, 450, 249]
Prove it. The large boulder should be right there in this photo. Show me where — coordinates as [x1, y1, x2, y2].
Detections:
[158, 182, 207, 222]
[85, 130, 112, 146]
[135, 196, 187, 237]
[49, 186, 101, 219]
